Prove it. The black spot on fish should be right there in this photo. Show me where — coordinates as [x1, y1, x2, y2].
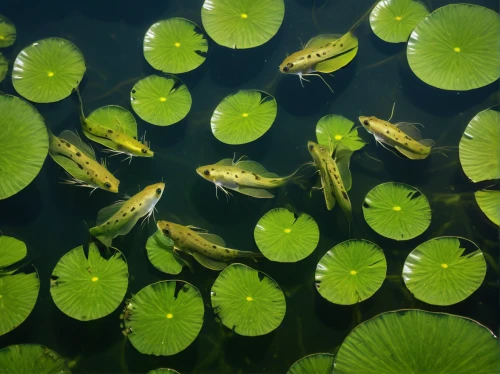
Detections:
[65, 142, 71, 148]
[77, 164, 83, 170]
[226, 172, 229, 175]
[316, 53, 321, 57]
[123, 213, 127, 217]
[299, 56, 305, 60]
[420, 148, 423, 151]
[86, 161, 89, 164]
[386, 130, 389, 134]
[405, 142, 408, 145]
[340, 43, 343, 47]
[333, 44, 336, 47]
[212, 245, 217, 249]
[131, 207, 135, 212]
[115, 220, 119, 223]
[241, 171, 246, 173]
[139, 203, 142, 206]
[108, 129, 113, 133]
[133, 136, 137, 140]
[107, 222, 111, 225]
[322, 52, 326, 55]
[307, 54, 311, 58]
[235, 175, 238, 178]
[252, 173, 260, 180]
[89, 128, 92, 131]
[76, 152, 81, 157]
[225, 249, 230, 253]
[87, 172, 89, 175]
[342, 191, 348, 200]
[57, 143, 61, 147]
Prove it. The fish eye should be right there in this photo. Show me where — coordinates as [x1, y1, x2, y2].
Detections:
[282, 66, 289, 72]
[104, 182, 111, 189]
[156, 188, 162, 194]
[203, 170, 210, 176]
[363, 120, 370, 126]
[308, 144, 314, 151]
[162, 228, 170, 236]
[141, 148, 147, 154]
[320, 147, 325, 152]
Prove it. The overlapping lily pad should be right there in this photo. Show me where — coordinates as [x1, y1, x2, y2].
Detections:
[407, 4, 500, 90]
[211, 90, 277, 145]
[145, 230, 183, 275]
[12, 37, 86, 103]
[0, 15, 16, 48]
[0, 235, 27, 270]
[315, 115, 365, 153]
[211, 263, 285, 336]
[201, 0, 285, 49]
[475, 190, 500, 226]
[0, 344, 70, 373]
[0, 52, 7, 82]
[287, 353, 335, 374]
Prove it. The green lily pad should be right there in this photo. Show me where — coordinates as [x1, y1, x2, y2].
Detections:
[0, 94, 48, 200]
[124, 280, 204, 356]
[0, 344, 70, 373]
[459, 109, 500, 182]
[12, 37, 86, 103]
[315, 115, 365, 153]
[315, 240, 387, 305]
[211, 263, 286, 336]
[254, 208, 319, 262]
[287, 353, 335, 374]
[370, 0, 429, 43]
[407, 4, 500, 90]
[201, 0, 285, 49]
[475, 190, 500, 226]
[211, 90, 277, 145]
[130, 75, 191, 126]
[144, 17, 208, 74]
[0, 52, 7, 82]
[362, 182, 431, 240]
[0, 15, 16, 48]
[403, 237, 486, 306]
[147, 370, 180, 374]
[145, 230, 183, 275]
[0, 235, 27, 269]
[334, 310, 500, 373]
[50, 243, 128, 321]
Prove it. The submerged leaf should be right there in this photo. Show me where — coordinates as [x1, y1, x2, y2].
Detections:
[0, 344, 70, 373]
[0, 15, 16, 48]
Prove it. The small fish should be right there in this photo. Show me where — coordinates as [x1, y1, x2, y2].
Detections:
[90, 182, 164, 247]
[157, 220, 263, 271]
[359, 116, 435, 160]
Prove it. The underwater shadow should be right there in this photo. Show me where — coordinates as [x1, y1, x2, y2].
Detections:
[1, 0, 73, 23]
[369, 32, 405, 56]
[0, 179, 43, 226]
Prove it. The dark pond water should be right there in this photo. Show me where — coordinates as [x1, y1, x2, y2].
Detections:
[0, 0, 499, 373]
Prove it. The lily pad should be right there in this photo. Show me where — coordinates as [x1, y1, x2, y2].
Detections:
[130, 75, 191, 126]
[362, 182, 431, 240]
[316, 115, 365, 153]
[0, 52, 7, 82]
[145, 230, 184, 275]
[334, 310, 500, 373]
[0, 94, 48, 200]
[0, 15, 16, 48]
[407, 4, 500, 90]
[459, 109, 500, 182]
[254, 208, 319, 262]
[201, 0, 285, 49]
[403, 237, 486, 306]
[287, 353, 335, 374]
[50, 244, 128, 321]
[12, 37, 86, 103]
[211, 90, 277, 145]
[124, 280, 204, 356]
[315, 240, 387, 305]
[144, 17, 208, 74]
[370, 0, 429, 43]
[0, 235, 27, 269]
[211, 263, 286, 336]
[475, 190, 500, 226]
[0, 344, 70, 373]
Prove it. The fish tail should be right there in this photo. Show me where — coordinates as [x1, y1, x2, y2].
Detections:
[89, 227, 113, 248]
[237, 250, 264, 258]
[283, 162, 315, 189]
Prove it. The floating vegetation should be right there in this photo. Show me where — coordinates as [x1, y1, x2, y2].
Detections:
[201, 0, 285, 49]
[254, 208, 319, 262]
[12, 38, 86, 103]
[211, 263, 285, 336]
[123, 280, 204, 356]
[147, 369, 180, 374]
[403, 237, 486, 306]
[130, 75, 191, 126]
[475, 190, 500, 226]
[144, 17, 208, 74]
[315, 240, 386, 305]
[407, 4, 500, 91]
[0, 234, 27, 270]
[0, 15, 16, 48]
[363, 182, 431, 240]
[287, 353, 335, 374]
[0, 94, 48, 200]
[0, 344, 70, 373]
[50, 244, 128, 321]
[334, 310, 500, 373]
[145, 230, 183, 275]
[459, 109, 500, 182]
[369, 0, 429, 43]
[316, 115, 365, 153]
[0, 52, 7, 82]
[211, 90, 277, 145]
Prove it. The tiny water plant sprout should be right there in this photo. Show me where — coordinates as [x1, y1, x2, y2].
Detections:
[0, 94, 48, 200]
[407, 4, 500, 91]
[0, 344, 71, 373]
[254, 208, 319, 262]
[287, 353, 335, 374]
[145, 230, 184, 275]
[211, 263, 286, 336]
[211, 90, 277, 145]
[0, 52, 7, 83]
[0, 15, 16, 48]
[0, 235, 40, 336]
[475, 190, 500, 226]
[362, 182, 431, 240]
[50, 243, 128, 321]
[333, 310, 500, 373]
[130, 75, 192, 126]
[201, 0, 285, 49]
[315, 240, 387, 305]
[144, 18, 208, 74]
[12, 38, 86, 103]
[369, 0, 429, 43]
[316, 115, 365, 154]
[123, 280, 204, 356]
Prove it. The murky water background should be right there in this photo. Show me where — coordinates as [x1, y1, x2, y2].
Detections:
[0, 0, 499, 373]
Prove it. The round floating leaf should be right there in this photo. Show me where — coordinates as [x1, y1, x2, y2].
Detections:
[315, 240, 387, 305]
[475, 190, 500, 226]
[0, 235, 27, 269]
[211, 90, 277, 145]
[211, 263, 286, 336]
[316, 115, 365, 153]
[334, 310, 500, 373]
[201, 0, 285, 49]
[370, 0, 429, 43]
[403, 237, 486, 306]
[125, 280, 204, 356]
[459, 109, 500, 182]
[254, 208, 319, 262]
[287, 353, 335, 374]
[146, 230, 183, 275]
[0, 94, 48, 200]
[50, 244, 128, 321]
[0, 15, 16, 48]
[407, 4, 500, 90]
[0, 52, 7, 83]
[0, 344, 70, 373]
[12, 38, 86, 103]
[144, 17, 208, 74]
[131, 75, 191, 126]
[363, 182, 431, 240]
